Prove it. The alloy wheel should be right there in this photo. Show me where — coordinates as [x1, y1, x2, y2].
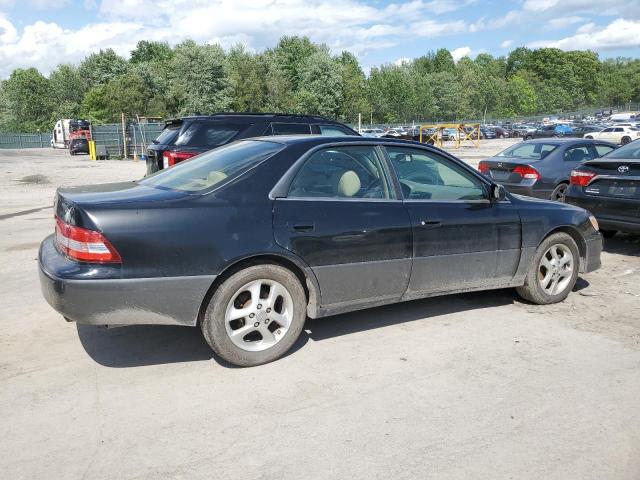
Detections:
[538, 244, 574, 295]
[224, 279, 294, 352]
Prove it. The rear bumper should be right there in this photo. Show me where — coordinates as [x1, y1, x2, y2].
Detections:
[566, 189, 640, 234]
[38, 235, 215, 327]
[503, 184, 552, 200]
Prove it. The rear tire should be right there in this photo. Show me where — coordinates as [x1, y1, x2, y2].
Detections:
[621, 136, 631, 145]
[600, 229, 617, 239]
[201, 264, 307, 367]
[516, 233, 579, 305]
[550, 183, 568, 202]
[585, 135, 593, 139]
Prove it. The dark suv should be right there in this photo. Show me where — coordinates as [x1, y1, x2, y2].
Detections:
[146, 113, 358, 174]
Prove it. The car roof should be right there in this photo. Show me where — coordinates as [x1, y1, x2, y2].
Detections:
[167, 113, 343, 124]
[524, 138, 610, 145]
[249, 135, 429, 147]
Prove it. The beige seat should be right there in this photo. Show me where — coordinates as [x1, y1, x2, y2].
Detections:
[337, 170, 361, 197]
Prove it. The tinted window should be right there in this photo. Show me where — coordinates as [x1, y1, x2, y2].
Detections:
[607, 141, 640, 159]
[614, 128, 624, 132]
[139, 140, 283, 193]
[563, 146, 592, 162]
[154, 125, 180, 145]
[594, 144, 615, 156]
[497, 143, 558, 160]
[288, 146, 391, 199]
[175, 122, 247, 148]
[271, 123, 312, 135]
[387, 147, 486, 201]
[317, 125, 352, 136]
[603, 128, 614, 132]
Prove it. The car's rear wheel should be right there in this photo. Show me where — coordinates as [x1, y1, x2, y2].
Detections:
[516, 233, 579, 305]
[585, 135, 593, 139]
[550, 183, 568, 202]
[600, 229, 617, 239]
[621, 136, 631, 145]
[201, 264, 307, 367]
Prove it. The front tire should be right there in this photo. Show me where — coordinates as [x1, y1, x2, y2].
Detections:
[621, 136, 631, 145]
[201, 264, 307, 367]
[516, 233, 579, 305]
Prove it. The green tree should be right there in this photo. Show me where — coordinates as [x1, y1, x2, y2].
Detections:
[78, 49, 127, 89]
[294, 50, 342, 117]
[0, 68, 53, 131]
[130, 40, 174, 64]
[338, 51, 368, 123]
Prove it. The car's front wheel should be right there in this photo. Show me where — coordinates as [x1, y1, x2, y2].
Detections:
[201, 264, 307, 367]
[621, 136, 632, 145]
[516, 233, 579, 304]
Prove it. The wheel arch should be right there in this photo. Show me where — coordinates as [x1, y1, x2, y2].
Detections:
[196, 252, 321, 326]
[539, 225, 587, 272]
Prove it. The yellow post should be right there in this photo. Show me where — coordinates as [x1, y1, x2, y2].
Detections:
[88, 140, 97, 160]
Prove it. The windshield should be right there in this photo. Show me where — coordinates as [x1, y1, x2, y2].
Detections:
[496, 142, 558, 160]
[139, 140, 284, 193]
[606, 141, 640, 159]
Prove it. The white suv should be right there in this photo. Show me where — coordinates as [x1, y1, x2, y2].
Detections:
[585, 126, 640, 145]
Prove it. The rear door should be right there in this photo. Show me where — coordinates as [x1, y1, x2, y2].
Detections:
[273, 144, 412, 308]
[385, 145, 522, 296]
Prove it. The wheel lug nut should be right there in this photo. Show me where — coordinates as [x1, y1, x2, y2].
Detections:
[249, 313, 255, 318]
[265, 319, 270, 324]
[257, 304, 262, 309]
[254, 322, 259, 328]
[266, 308, 271, 313]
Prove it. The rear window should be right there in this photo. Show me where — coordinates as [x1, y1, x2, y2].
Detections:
[318, 124, 353, 136]
[139, 140, 283, 193]
[497, 143, 558, 160]
[175, 122, 249, 148]
[606, 141, 640, 159]
[154, 124, 180, 145]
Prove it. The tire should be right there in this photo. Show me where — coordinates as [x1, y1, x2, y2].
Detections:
[201, 264, 307, 367]
[550, 183, 568, 202]
[516, 232, 580, 305]
[525, 135, 532, 141]
[621, 136, 631, 145]
[585, 135, 593, 140]
[600, 229, 617, 239]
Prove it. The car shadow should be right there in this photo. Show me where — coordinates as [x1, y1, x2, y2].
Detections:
[602, 233, 640, 257]
[77, 289, 517, 368]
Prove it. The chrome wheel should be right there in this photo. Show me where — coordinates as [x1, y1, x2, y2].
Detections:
[538, 244, 574, 295]
[224, 279, 294, 352]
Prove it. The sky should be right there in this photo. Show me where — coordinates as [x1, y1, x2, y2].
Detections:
[0, 0, 639, 78]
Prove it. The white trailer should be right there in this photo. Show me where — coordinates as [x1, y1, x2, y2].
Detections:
[51, 119, 71, 148]
[610, 112, 637, 123]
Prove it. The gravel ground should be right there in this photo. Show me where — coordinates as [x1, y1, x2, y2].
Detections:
[1, 142, 639, 480]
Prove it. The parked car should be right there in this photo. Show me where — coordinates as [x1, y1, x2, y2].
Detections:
[568, 125, 602, 137]
[524, 124, 572, 140]
[478, 139, 617, 201]
[69, 138, 89, 155]
[492, 126, 511, 138]
[566, 139, 640, 237]
[39, 136, 602, 366]
[584, 125, 640, 145]
[360, 128, 386, 138]
[480, 127, 496, 139]
[146, 113, 358, 174]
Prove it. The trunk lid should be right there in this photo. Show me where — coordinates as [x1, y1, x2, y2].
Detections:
[580, 159, 640, 199]
[480, 158, 541, 183]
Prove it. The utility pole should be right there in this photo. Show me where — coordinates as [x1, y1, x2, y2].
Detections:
[358, 113, 361, 133]
[121, 112, 128, 159]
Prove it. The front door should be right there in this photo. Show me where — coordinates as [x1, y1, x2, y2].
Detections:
[384, 145, 522, 298]
[273, 145, 413, 308]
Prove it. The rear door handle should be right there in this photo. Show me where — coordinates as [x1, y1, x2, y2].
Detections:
[291, 222, 315, 233]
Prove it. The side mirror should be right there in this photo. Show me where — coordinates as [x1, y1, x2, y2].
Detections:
[491, 184, 506, 202]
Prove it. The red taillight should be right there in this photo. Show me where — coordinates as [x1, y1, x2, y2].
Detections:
[513, 165, 540, 181]
[162, 151, 198, 168]
[569, 170, 597, 186]
[478, 162, 489, 174]
[55, 216, 121, 263]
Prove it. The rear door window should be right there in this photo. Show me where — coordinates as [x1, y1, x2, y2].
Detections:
[271, 123, 312, 135]
[594, 144, 616, 157]
[175, 122, 248, 148]
[563, 145, 592, 162]
[154, 125, 181, 145]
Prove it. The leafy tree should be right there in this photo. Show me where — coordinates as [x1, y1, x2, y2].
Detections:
[433, 48, 455, 73]
[294, 50, 342, 117]
[0, 68, 53, 131]
[78, 49, 127, 89]
[338, 51, 368, 123]
[130, 41, 174, 64]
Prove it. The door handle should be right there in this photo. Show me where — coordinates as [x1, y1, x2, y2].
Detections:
[419, 220, 441, 228]
[291, 222, 315, 233]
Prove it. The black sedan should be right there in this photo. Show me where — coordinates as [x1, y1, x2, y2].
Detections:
[478, 139, 617, 201]
[39, 137, 602, 366]
[566, 140, 640, 237]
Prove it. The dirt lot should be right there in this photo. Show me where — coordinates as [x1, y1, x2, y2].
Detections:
[1, 142, 640, 480]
